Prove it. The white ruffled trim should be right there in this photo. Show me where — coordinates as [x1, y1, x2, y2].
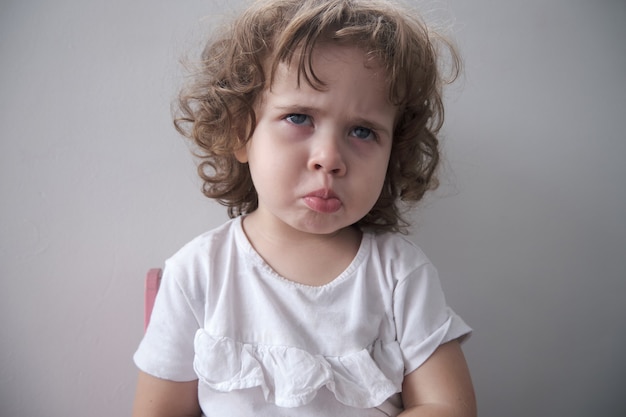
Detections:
[193, 330, 403, 408]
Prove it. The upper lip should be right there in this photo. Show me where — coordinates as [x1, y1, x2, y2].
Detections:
[305, 188, 339, 199]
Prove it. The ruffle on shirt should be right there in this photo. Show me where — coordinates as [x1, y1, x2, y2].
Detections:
[193, 330, 404, 408]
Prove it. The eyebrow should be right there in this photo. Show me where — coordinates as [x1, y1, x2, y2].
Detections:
[274, 105, 317, 115]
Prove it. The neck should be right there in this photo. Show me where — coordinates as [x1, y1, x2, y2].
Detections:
[240, 212, 362, 286]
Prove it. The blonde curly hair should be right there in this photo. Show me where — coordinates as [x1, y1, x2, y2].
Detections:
[174, 0, 460, 232]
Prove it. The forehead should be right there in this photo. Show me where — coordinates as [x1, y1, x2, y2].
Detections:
[268, 41, 389, 93]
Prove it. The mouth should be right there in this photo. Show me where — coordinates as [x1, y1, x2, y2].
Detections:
[303, 189, 342, 213]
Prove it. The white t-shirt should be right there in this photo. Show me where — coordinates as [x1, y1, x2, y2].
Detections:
[134, 216, 471, 416]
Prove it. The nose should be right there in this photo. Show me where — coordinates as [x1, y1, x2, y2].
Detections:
[308, 134, 347, 176]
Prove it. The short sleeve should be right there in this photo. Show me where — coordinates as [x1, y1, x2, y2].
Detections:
[133, 262, 202, 381]
[393, 262, 471, 375]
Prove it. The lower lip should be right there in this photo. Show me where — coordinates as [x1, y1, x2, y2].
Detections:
[303, 196, 342, 213]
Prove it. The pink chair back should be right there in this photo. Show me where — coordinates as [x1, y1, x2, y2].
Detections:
[144, 268, 162, 331]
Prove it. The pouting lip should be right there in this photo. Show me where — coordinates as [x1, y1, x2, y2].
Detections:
[303, 188, 342, 213]
[304, 188, 339, 199]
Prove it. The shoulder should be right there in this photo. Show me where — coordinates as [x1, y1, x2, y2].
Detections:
[168, 217, 241, 266]
[370, 231, 428, 258]
[159, 217, 245, 293]
[365, 231, 433, 283]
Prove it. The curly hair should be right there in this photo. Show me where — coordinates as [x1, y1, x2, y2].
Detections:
[174, 0, 460, 232]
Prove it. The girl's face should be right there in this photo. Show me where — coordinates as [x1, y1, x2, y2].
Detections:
[236, 43, 396, 237]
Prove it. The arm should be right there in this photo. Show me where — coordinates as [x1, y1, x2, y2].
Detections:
[131, 371, 202, 417]
[399, 340, 476, 417]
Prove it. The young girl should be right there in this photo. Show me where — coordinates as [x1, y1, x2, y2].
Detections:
[133, 0, 475, 416]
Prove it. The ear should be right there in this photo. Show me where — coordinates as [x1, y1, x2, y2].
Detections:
[234, 146, 248, 163]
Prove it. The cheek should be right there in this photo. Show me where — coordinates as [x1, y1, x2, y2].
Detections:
[368, 151, 392, 183]
[371, 155, 392, 196]
[355, 157, 390, 202]
[247, 148, 298, 190]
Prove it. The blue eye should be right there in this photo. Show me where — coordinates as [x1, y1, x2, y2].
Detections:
[285, 114, 310, 125]
[351, 126, 374, 141]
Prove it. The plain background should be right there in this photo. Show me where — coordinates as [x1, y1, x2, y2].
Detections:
[1, 0, 625, 416]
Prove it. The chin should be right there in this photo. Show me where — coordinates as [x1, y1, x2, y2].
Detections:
[296, 215, 355, 236]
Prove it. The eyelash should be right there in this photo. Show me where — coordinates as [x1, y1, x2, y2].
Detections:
[284, 113, 377, 142]
[285, 114, 311, 126]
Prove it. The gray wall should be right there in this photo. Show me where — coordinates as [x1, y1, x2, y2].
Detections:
[1, 0, 624, 416]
